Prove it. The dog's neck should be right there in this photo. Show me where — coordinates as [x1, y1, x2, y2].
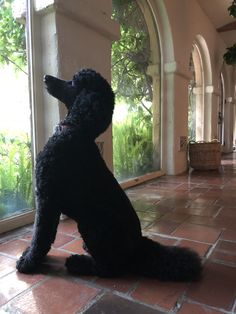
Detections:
[54, 122, 73, 134]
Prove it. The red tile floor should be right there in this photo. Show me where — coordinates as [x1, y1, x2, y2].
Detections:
[0, 153, 236, 313]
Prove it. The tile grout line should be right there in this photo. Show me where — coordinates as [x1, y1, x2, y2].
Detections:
[114, 290, 170, 314]
[78, 290, 105, 314]
[0, 275, 50, 310]
[183, 297, 234, 314]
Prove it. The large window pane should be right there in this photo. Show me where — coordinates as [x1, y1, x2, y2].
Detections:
[0, 0, 33, 220]
[112, 1, 161, 182]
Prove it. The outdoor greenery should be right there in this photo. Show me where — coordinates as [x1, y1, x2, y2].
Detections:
[224, 1, 236, 65]
[188, 83, 196, 142]
[223, 43, 236, 65]
[112, 0, 154, 180]
[0, 0, 32, 219]
[113, 111, 153, 180]
[0, 0, 27, 72]
[0, 132, 33, 219]
[228, 0, 236, 18]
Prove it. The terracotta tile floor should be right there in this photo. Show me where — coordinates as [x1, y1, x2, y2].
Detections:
[0, 153, 236, 313]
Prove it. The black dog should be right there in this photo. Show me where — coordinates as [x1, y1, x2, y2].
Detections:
[16, 69, 202, 281]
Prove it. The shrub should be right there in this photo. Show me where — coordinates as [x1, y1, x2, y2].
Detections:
[0, 132, 33, 219]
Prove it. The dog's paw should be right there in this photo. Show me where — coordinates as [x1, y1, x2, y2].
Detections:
[16, 248, 40, 274]
[65, 254, 96, 276]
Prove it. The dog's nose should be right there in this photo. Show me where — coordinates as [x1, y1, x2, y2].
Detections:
[43, 75, 50, 82]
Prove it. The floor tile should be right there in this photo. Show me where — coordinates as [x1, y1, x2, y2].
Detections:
[60, 238, 85, 254]
[84, 293, 165, 314]
[210, 250, 236, 265]
[158, 199, 190, 208]
[178, 239, 211, 257]
[186, 262, 236, 311]
[221, 228, 236, 241]
[190, 196, 218, 205]
[217, 207, 236, 219]
[131, 200, 156, 211]
[210, 240, 236, 265]
[57, 220, 78, 235]
[2, 277, 100, 314]
[172, 223, 221, 243]
[48, 248, 70, 259]
[178, 302, 224, 314]
[136, 210, 162, 222]
[186, 215, 227, 229]
[147, 220, 180, 235]
[0, 271, 44, 307]
[95, 275, 137, 293]
[0, 239, 28, 258]
[175, 183, 199, 191]
[45, 249, 70, 268]
[214, 240, 236, 253]
[148, 234, 177, 246]
[52, 233, 75, 248]
[174, 206, 220, 217]
[130, 278, 187, 310]
[148, 181, 181, 190]
[188, 187, 210, 194]
[0, 255, 16, 278]
[161, 212, 189, 223]
[21, 231, 33, 242]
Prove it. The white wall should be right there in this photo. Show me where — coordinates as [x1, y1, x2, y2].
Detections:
[33, 0, 119, 170]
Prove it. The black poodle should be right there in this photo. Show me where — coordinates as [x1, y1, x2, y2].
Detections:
[16, 69, 202, 281]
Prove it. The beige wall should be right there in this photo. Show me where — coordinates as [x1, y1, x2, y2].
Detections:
[33, 0, 119, 170]
[155, 0, 235, 173]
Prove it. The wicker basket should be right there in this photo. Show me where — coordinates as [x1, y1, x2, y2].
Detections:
[189, 141, 221, 170]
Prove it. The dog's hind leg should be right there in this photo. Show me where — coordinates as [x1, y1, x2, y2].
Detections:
[65, 255, 97, 276]
[66, 254, 122, 278]
[16, 200, 61, 274]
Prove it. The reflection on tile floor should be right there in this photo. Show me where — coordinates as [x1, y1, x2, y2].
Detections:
[0, 154, 236, 313]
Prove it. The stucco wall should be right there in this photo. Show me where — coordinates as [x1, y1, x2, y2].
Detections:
[156, 0, 235, 173]
[33, 0, 119, 170]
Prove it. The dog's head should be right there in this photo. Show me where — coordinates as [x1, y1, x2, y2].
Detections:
[44, 69, 115, 138]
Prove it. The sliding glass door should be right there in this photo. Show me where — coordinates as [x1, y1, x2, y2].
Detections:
[0, 0, 34, 221]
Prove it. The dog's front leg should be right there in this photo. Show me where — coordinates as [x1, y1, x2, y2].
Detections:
[16, 201, 61, 274]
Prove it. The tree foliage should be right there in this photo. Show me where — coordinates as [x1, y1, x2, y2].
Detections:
[112, 0, 152, 113]
[0, 0, 27, 72]
[0, 132, 33, 219]
[112, 0, 155, 180]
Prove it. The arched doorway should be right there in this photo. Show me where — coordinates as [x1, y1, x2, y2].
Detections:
[218, 73, 225, 145]
[188, 35, 212, 142]
[112, 0, 161, 182]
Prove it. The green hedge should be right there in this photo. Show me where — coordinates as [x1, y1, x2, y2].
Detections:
[0, 132, 33, 219]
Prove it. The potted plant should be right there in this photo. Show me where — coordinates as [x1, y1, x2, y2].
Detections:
[228, 0, 236, 18]
[223, 44, 236, 65]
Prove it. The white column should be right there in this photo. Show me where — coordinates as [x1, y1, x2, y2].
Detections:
[33, 0, 119, 170]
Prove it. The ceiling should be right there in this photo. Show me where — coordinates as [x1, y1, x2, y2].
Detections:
[197, 0, 236, 47]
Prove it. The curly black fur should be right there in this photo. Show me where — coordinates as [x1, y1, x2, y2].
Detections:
[16, 69, 202, 281]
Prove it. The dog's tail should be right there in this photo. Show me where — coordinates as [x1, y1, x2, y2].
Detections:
[132, 237, 202, 281]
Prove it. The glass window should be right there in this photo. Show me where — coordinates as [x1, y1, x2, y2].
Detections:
[112, 0, 161, 182]
[0, 0, 34, 220]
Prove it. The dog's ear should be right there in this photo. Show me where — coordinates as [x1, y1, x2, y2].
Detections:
[67, 89, 114, 137]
